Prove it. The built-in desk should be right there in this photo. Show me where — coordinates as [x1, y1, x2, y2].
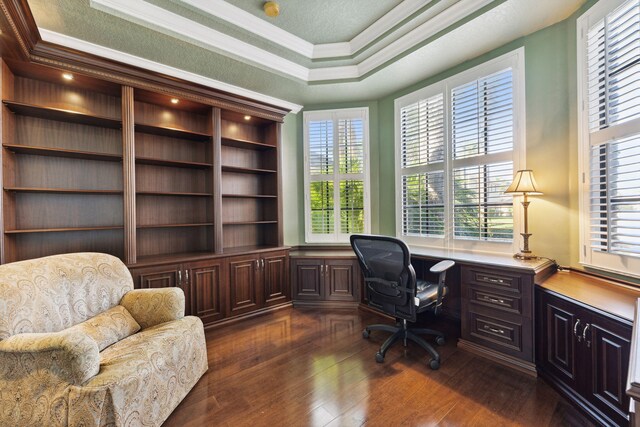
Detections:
[291, 245, 555, 375]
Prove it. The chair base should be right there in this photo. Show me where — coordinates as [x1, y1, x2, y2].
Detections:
[363, 321, 445, 370]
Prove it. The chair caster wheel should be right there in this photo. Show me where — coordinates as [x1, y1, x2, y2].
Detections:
[362, 329, 370, 339]
[436, 336, 445, 346]
[429, 359, 440, 370]
[375, 352, 384, 363]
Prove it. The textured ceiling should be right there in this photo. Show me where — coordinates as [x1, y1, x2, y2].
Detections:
[26, 0, 588, 110]
[223, 0, 402, 44]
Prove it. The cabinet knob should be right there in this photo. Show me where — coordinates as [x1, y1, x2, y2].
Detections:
[573, 319, 582, 342]
[582, 323, 591, 347]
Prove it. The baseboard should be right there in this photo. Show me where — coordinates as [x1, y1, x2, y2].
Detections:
[203, 302, 293, 329]
[293, 300, 360, 309]
[457, 339, 537, 377]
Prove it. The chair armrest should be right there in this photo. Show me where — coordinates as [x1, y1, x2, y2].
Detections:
[430, 260, 455, 274]
[120, 288, 185, 329]
[0, 331, 100, 385]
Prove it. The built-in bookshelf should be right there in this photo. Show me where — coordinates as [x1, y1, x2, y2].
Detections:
[0, 59, 285, 265]
[133, 89, 215, 260]
[220, 110, 281, 252]
[1, 60, 124, 262]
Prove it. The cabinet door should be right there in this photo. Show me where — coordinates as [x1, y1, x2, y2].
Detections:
[586, 315, 632, 426]
[129, 263, 191, 315]
[291, 258, 323, 300]
[262, 251, 289, 307]
[187, 259, 227, 325]
[538, 291, 581, 391]
[325, 259, 359, 302]
[228, 254, 261, 316]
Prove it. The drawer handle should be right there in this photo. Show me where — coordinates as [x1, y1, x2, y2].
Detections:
[483, 276, 506, 284]
[483, 324, 505, 335]
[573, 319, 582, 342]
[582, 323, 591, 348]
[482, 295, 505, 305]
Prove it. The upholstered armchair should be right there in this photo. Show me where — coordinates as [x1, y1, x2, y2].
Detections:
[0, 252, 208, 427]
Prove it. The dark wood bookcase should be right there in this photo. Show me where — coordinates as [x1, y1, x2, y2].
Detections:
[0, 59, 285, 265]
[1, 60, 125, 262]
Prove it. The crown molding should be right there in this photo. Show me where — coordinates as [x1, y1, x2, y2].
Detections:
[90, 0, 310, 81]
[39, 29, 303, 113]
[90, 0, 493, 83]
[176, 0, 430, 59]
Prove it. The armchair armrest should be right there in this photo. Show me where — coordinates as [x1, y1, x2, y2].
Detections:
[120, 288, 185, 329]
[0, 330, 100, 385]
[429, 260, 455, 274]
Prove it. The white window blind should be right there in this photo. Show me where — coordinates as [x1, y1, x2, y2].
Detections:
[304, 108, 370, 243]
[451, 70, 515, 242]
[579, 0, 640, 276]
[395, 49, 524, 252]
[399, 93, 446, 238]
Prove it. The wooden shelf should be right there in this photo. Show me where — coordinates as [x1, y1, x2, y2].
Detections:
[134, 251, 218, 265]
[221, 137, 276, 150]
[4, 187, 123, 194]
[137, 223, 214, 229]
[136, 156, 212, 169]
[222, 245, 284, 255]
[5, 226, 123, 234]
[3, 100, 122, 129]
[3, 144, 122, 162]
[221, 165, 276, 174]
[137, 191, 213, 197]
[223, 221, 277, 225]
[222, 194, 277, 198]
[135, 123, 211, 141]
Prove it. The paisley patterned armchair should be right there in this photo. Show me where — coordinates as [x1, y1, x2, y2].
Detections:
[0, 252, 208, 427]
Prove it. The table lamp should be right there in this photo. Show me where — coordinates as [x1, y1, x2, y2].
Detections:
[505, 170, 542, 260]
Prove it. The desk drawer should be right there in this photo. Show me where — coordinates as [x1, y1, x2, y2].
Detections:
[463, 307, 533, 362]
[469, 287, 522, 315]
[463, 266, 528, 295]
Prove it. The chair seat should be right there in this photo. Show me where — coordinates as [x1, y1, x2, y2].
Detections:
[416, 280, 447, 310]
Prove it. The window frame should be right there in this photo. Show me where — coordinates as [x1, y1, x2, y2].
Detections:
[394, 48, 526, 253]
[577, 0, 640, 277]
[303, 107, 371, 243]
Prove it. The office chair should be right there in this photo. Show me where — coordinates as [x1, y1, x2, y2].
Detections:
[350, 234, 455, 370]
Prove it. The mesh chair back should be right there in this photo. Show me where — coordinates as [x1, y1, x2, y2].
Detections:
[350, 234, 417, 322]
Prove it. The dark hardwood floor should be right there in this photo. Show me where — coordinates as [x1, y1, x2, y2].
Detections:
[164, 308, 593, 427]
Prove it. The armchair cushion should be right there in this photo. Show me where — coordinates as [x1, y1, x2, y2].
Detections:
[66, 305, 140, 351]
[120, 288, 185, 329]
[0, 330, 100, 386]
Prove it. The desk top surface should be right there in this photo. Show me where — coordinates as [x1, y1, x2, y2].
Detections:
[539, 270, 640, 321]
[291, 245, 554, 273]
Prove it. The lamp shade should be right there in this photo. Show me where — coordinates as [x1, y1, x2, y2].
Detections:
[505, 170, 542, 195]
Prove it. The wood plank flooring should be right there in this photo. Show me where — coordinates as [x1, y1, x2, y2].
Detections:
[164, 308, 593, 427]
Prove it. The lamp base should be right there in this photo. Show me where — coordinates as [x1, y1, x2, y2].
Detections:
[513, 252, 539, 261]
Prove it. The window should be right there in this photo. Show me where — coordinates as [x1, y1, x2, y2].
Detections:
[395, 49, 525, 252]
[303, 108, 370, 243]
[578, 0, 640, 276]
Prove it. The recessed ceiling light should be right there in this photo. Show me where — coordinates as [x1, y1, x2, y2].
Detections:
[244, 115, 251, 121]
[170, 98, 179, 104]
[62, 73, 74, 81]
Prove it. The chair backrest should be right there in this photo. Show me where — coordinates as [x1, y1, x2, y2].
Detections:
[350, 234, 417, 322]
[0, 252, 134, 340]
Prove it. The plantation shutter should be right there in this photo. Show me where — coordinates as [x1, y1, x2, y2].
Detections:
[399, 94, 446, 237]
[304, 109, 370, 242]
[585, 0, 640, 258]
[451, 69, 515, 241]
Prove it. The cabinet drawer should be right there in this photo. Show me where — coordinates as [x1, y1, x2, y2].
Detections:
[464, 307, 533, 361]
[470, 287, 522, 315]
[464, 267, 526, 295]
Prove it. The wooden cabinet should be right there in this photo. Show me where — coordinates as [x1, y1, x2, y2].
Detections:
[228, 249, 290, 316]
[187, 258, 226, 325]
[537, 288, 631, 426]
[130, 249, 289, 326]
[291, 257, 360, 307]
[460, 266, 535, 371]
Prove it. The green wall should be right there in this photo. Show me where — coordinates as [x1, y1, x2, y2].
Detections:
[284, 2, 600, 269]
